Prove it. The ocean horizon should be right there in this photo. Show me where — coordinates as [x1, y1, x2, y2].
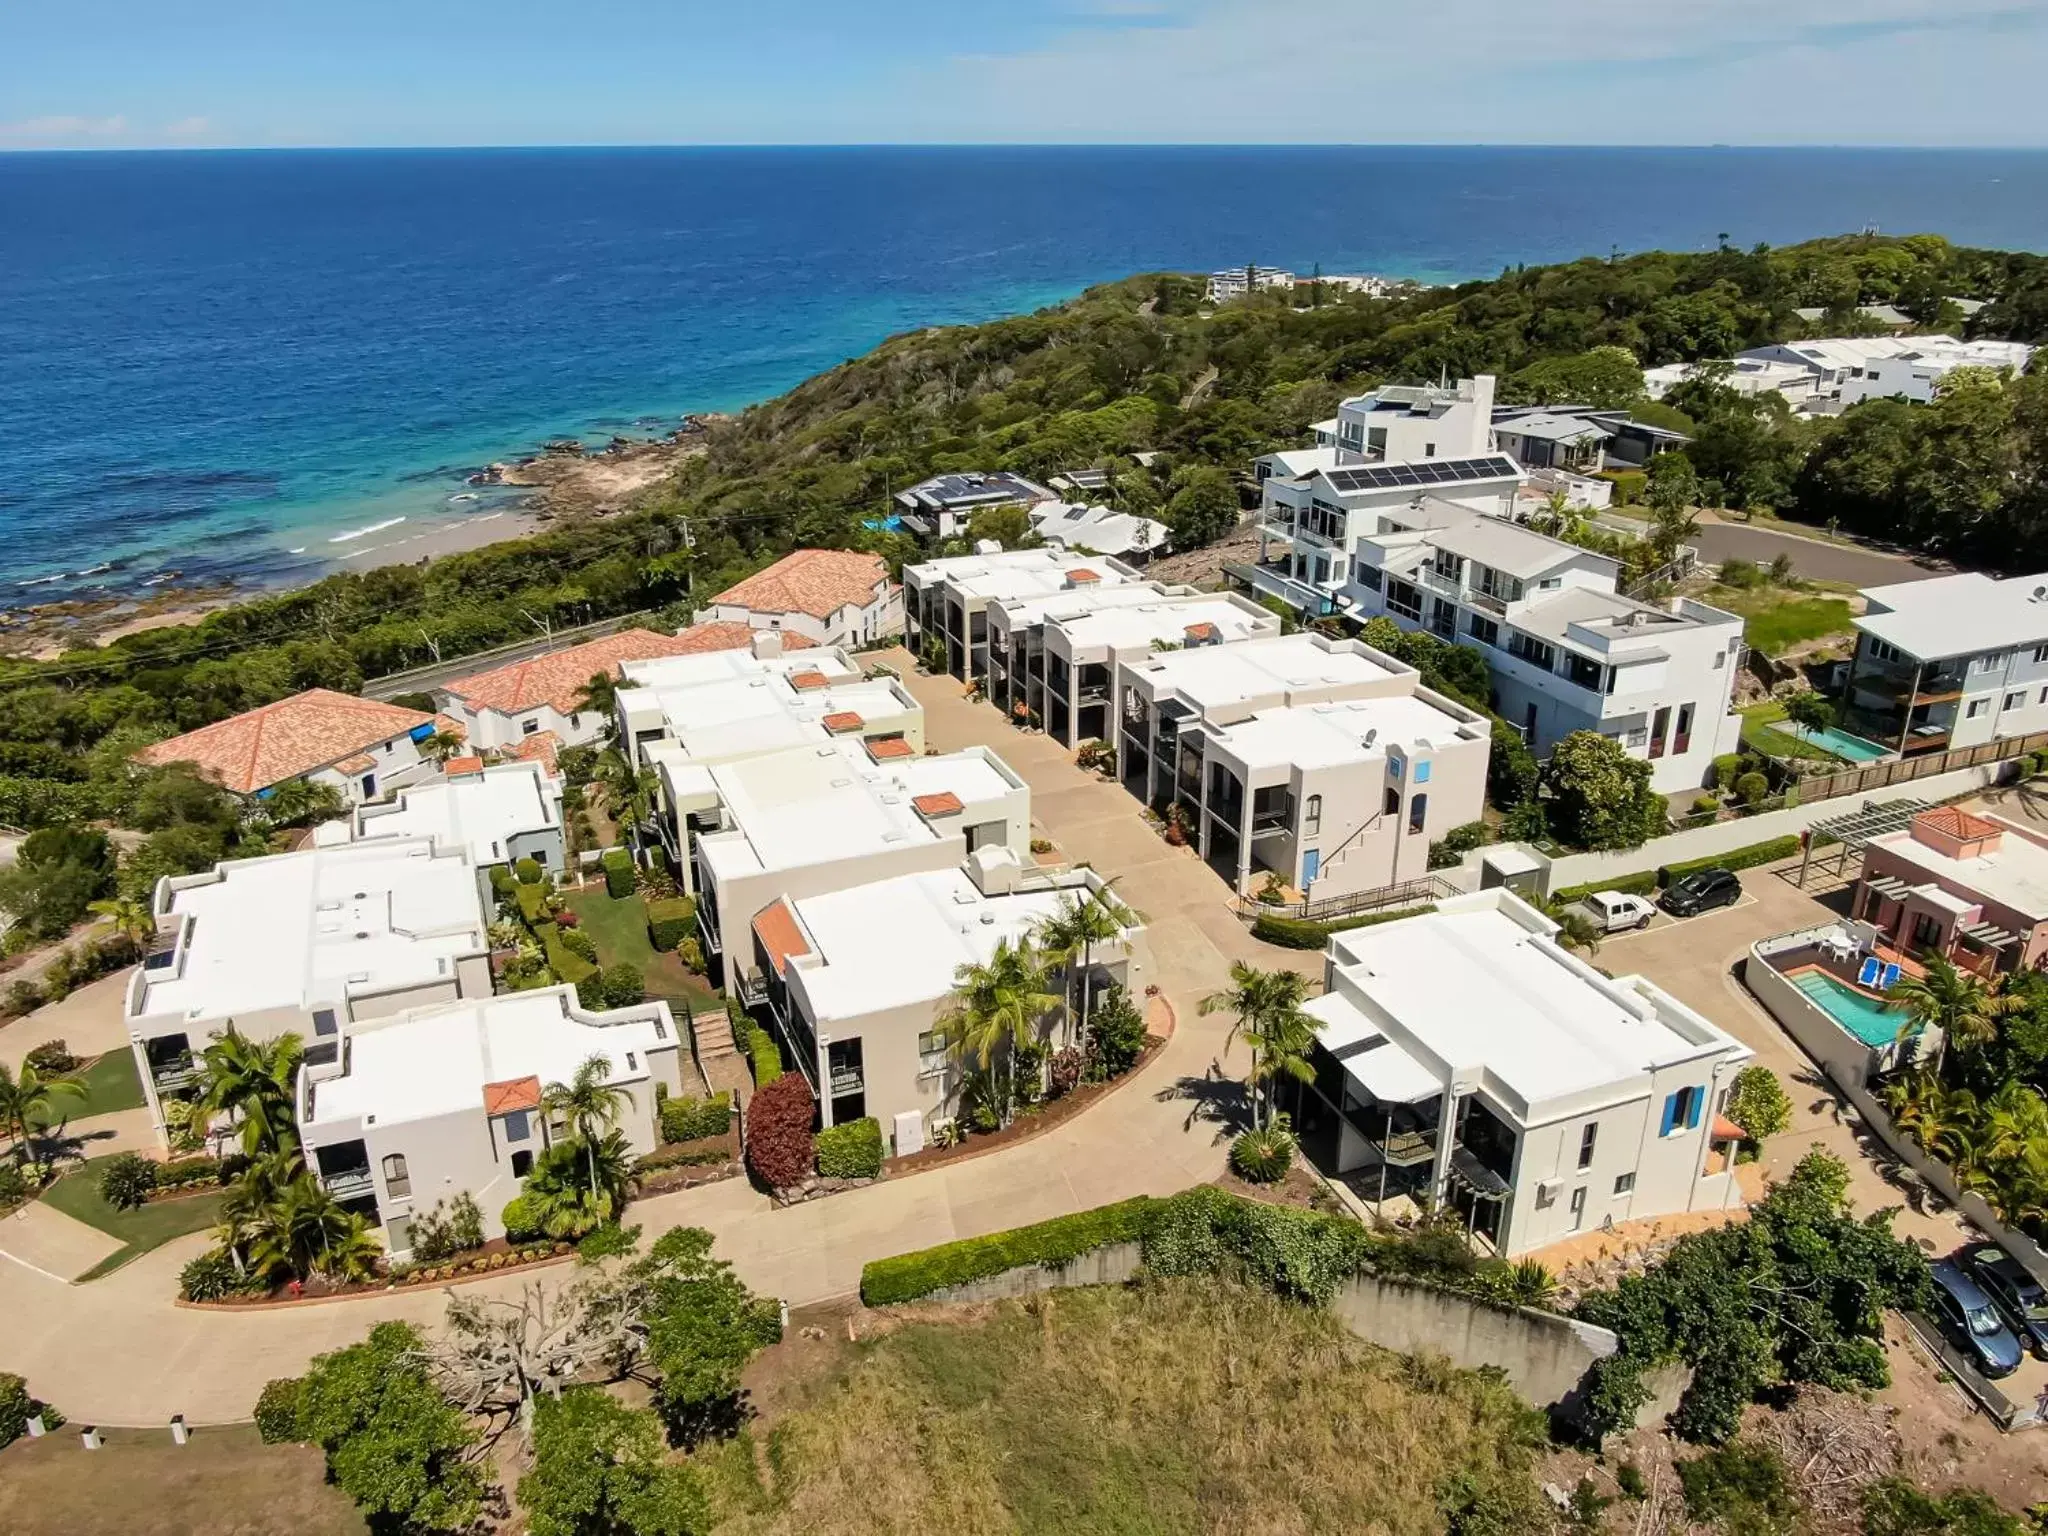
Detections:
[6, 144, 2048, 606]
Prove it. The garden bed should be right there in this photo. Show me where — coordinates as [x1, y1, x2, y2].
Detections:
[185, 1237, 580, 1308]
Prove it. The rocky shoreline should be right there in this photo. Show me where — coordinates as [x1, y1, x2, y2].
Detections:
[467, 412, 723, 522]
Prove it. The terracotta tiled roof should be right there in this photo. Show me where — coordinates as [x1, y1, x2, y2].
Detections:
[1067, 568, 1102, 585]
[670, 620, 817, 656]
[134, 688, 436, 795]
[1915, 806, 2001, 842]
[1184, 622, 1220, 641]
[866, 737, 915, 762]
[446, 628, 717, 718]
[751, 899, 810, 977]
[334, 753, 376, 775]
[913, 791, 963, 817]
[445, 755, 486, 776]
[788, 670, 832, 691]
[822, 711, 864, 734]
[1711, 1114, 1746, 1143]
[483, 1076, 543, 1116]
[511, 731, 561, 773]
[710, 548, 888, 622]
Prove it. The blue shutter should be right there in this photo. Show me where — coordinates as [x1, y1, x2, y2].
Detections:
[1685, 1087, 1704, 1130]
[1659, 1093, 1679, 1136]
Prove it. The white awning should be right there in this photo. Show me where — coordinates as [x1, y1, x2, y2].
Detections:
[1339, 1035, 1441, 1105]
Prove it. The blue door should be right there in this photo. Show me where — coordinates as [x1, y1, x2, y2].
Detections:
[1300, 849, 1320, 887]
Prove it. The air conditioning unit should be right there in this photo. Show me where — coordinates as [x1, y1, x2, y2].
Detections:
[1534, 1178, 1563, 1207]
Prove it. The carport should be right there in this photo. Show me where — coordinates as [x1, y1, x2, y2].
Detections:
[1790, 797, 1937, 888]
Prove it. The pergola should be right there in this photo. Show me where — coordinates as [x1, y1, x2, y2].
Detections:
[1791, 797, 1937, 887]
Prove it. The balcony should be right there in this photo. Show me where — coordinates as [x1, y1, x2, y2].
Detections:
[829, 1067, 865, 1098]
[736, 971, 769, 1008]
[151, 1054, 200, 1093]
[321, 1166, 376, 1203]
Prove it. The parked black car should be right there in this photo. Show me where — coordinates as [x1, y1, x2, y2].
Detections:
[1928, 1258, 2025, 1379]
[1958, 1243, 2048, 1359]
[1659, 868, 1741, 917]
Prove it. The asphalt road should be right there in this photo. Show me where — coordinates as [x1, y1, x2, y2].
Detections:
[1690, 520, 1947, 588]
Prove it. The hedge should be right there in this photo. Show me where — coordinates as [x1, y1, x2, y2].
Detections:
[749, 1026, 782, 1086]
[658, 1089, 732, 1145]
[1554, 834, 1804, 907]
[1252, 902, 1437, 950]
[859, 1196, 1160, 1305]
[254, 1377, 302, 1444]
[516, 883, 550, 922]
[646, 896, 697, 952]
[601, 848, 636, 898]
[540, 924, 597, 983]
[816, 1117, 884, 1180]
[514, 856, 544, 885]
[489, 865, 517, 897]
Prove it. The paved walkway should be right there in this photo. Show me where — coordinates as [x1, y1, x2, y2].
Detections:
[0, 658, 1296, 1426]
[0, 972, 131, 1075]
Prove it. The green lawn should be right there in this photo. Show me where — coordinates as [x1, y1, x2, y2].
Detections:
[562, 887, 720, 1011]
[1701, 584, 1856, 658]
[40, 1153, 224, 1280]
[66, 1049, 145, 1120]
[1739, 700, 1839, 763]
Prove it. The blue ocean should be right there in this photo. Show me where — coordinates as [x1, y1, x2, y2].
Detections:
[5, 145, 2048, 602]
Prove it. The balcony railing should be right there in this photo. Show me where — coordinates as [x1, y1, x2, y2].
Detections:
[829, 1068, 865, 1097]
[736, 971, 769, 1008]
[322, 1167, 376, 1202]
[151, 1057, 199, 1093]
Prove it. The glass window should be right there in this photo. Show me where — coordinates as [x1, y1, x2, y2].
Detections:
[387, 1215, 413, 1254]
[1578, 1123, 1598, 1170]
[1467, 614, 1498, 647]
[503, 1110, 531, 1143]
[1613, 1172, 1635, 1196]
[1383, 786, 1400, 818]
[381, 1153, 411, 1199]
[1303, 794, 1322, 835]
[918, 1029, 948, 1077]
[1407, 792, 1428, 835]
[2007, 692, 2026, 711]
[1354, 565, 1383, 592]
[521, 718, 540, 735]
[511, 1148, 533, 1178]
[1968, 699, 1990, 719]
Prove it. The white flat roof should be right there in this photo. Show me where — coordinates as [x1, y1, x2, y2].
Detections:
[1205, 693, 1480, 772]
[700, 742, 1015, 880]
[1261, 445, 1344, 479]
[1509, 586, 1736, 651]
[1321, 897, 1742, 1121]
[138, 840, 485, 1023]
[1871, 819, 2048, 920]
[993, 580, 1184, 631]
[791, 867, 1112, 1022]
[1049, 595, 1271, 654]
[624, 672, 913, 765]
[306, 988, 670, 1130]
[1126, 632, 1409, 711]
[1855, 571, 2048, 661]
[352, 763, 559, 869]
[1378, 497, 1601, 582]
[619, 647, 858, 692]
[907, 547, 1139, 602]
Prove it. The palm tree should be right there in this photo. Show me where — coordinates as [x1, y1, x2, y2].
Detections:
[1031, 883, 1129, 1048]
[542, 1054, 629, 1202]
[258, 778, 346, 829]
[420, 729, 467, 766]
[1981, 1080, 2048, 1171]
[247, 1174, 357, 1283]
[87, 895, 155, 954]
[1889, 955, 2014, 1055]
[521, 1132, 632, 1237]
[216, 1145, 307, 1276]
[940, 938, 1060, 1124]
[1199, 962, 1311, 1130]
[574, 670, 623, 751]
[0, 1061, 86, 1167]
[194, 1028, 305, 1157]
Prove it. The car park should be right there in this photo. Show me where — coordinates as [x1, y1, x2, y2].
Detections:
[1928, 1258, 2025, 1379]
[1581, 891, 1658, 933]
[1659, 868, 1741, 917]
[1958, 1243, 2048, 1359]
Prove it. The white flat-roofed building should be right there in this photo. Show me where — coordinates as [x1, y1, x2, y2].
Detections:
[991, 587, 1279, 747]
[618, 644, 921, 769]
[1310, 375, 1496, 465]
[126, 837, 492, 1146]
[297, 986, 681, 1259]
[755, 853, 1147, 1143]
[679, 740, 1031, 1001]
[340, 759, 566, 903]
[1841, 570, 2048, 757]
[1290, 889, 1751, 1257]
[902, 546, 1144, 684]
[1840, 337, 2034, 407]
[1206, 266, 1294, 302]
[1341, 496, 1745, 792]
[1644, 357, 1829, 410]
[1026, 500, 1171, 564]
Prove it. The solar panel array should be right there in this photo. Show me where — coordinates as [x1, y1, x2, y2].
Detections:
[1321, 455, 1520, 493]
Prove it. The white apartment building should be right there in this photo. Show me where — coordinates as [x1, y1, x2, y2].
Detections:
[337, 759, 567, 905]
[1339, 497, 1745, 792]
[1114, 632, 1489, 899]
[297, 986, 682, 1258]
[1735, 336, 1909, 403]
[1838, 337, 2034, 407]
[1206, 266, 1294, 302]
[894, 472, 1054, 542]
[1643, 356, 1830, 411]
[755, 850, 1147, 1145]
[695, 548, 903, 649]
[903, 546, 1145, 683]
[1027, 500, 1171, 564]
[987, 586, 1279, 746]
[126, 838, 492, 1147]
[1308, 374, 1497, 465]
[673, 739, 1030, 1002]
[1841, 571, 2048, 758]
[1291, 889, 1752, 1257]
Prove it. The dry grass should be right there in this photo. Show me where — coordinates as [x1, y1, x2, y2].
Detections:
[698, 1277, 1548, 1535]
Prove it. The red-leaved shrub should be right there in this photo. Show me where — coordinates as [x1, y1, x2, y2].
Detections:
[745, 1072, 815, 1190]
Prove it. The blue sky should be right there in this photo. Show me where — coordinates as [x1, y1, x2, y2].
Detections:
[5, 0, 2045, 149]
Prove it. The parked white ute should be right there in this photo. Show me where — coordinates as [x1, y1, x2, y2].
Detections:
[1581, 890, 1657, 933]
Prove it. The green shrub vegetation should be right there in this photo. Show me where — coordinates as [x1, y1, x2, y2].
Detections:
[1227, 1121, 1297, 1184]
[514, 855, 544, 884]
[658, 1089, 732, 1145]
[815, 1116, 884, 1180]
[1083, 981, 1148, 1078]
[645, 895, 697, 952]
[602, 848, 635, 898]
[1252, 902, 1437, 950]
[860, 1196, 1159, 1305]
[253, 1376, 303, 1444]
[747, 1023, 782, 1086]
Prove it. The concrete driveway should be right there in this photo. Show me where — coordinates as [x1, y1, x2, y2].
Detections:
[0, 972, 133, 1075]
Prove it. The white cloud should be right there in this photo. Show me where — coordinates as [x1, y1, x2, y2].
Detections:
[0, 114, 128, 142]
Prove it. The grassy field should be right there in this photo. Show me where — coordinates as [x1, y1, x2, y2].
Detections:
[64, 1049, 145, 1119]
[1739, 699, 1839, 763]
[1701, 582, 1856, 658]
[697, 1278, 1547, 1534]
[563, 887, 720, 1010]
[40, 1153, 223, 1280]
[0, 1423, 365, 1536]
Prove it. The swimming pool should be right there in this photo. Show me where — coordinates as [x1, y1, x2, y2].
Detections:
[1790, 968, 1912, 1047]
[1784, 722, 1891, 764]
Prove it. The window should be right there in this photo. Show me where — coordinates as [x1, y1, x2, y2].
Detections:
[1911, 911, 1942, 949]
[1407, 792, 1428, 835]
[1505, 631, 1555, 672]
[511, 1148, 533, 1178]
[1412, 760, 1430, 785]
[1613, 1172, 1636, 1196]
[2032, 645, 2048, 664]
[1424, 442, 1437, 458]
[1626, 726, 1647, 748]
[381, 1153, 411, 1199]
[1367, 426, 1387, 456]
[1383, 786, 1400, 818]
[1537, 576, 1561, 590]
[918, 1029, 949, 1078]
[570, 713, 582, 729]
[1661, 1086, 1703, 1136]
[1867, 638, 1902, 665]
[521, 718, 540, 735]
[1568, 1186, 1588, 1231]
[1467, 614, 1499, 648]
[1303, 794, 1322, 835]
[1674, 702, 1694, 754]
[503, 1110, 531, 1143]
[1578, 1123, 1598, 1170]
[2007, 692, 2027, 711]
[387, 1215, 413, 1255]
[312, 1008, 338, 1038]
[1562, 652, 1604, 691]
[1648, 705, 1671, 760]
[2038, 686, 2048, 705]
[1975, 651, 2012, 673]
[1355, 565, 1383, 592]
[1968, 699, 1990, 719]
